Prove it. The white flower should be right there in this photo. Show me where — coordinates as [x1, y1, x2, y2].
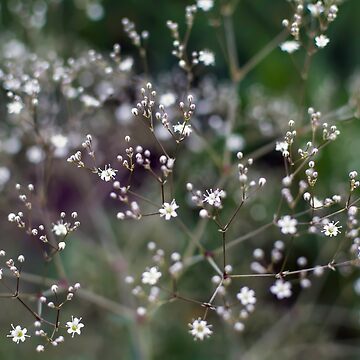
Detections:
[136, 306, 147, 317]
[7, 325, 30, 344]
[52, 220, 69, 236]
[159, 199, 179, 220]
[309, 196, 323, 208]
[173, 122, 192, 136]
[280, 41, 300, 54]
[270, 280, 292, 299]
[26, 146, 45, 164]
[199, 50, 215, 66]
[277, 215, 298, 235]
[189, 318, 212, 340]
[66, 316, 84, 337]
[52, 221, 68, 236]
[0, 268, 2, 279]
[196, 0, 213, 11]
[234, 322, 245, 332]
[169, 261, 183, 277]
[23, 79, 40, 96]
[236, 287, 256, 306]
[80, 94, 101, 108]
[141, 266, 162, 285]
[51, 134, 69, 157]
[322, 221, 342, 237]
[98, 165, 118, 182]
[307, 2, 324, 17]
[119, 57, 134, 72]
[160, 92, 176, 107]
[203, 189, 226, 208]
[51, 134, 68, 149]
[275, 141, 289, 156]
[315, 35, 330, 48]
[36, 345, 45, 352]
[7, 100, 23, 114]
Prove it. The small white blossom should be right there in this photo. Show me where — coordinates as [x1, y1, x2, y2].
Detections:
[80, 94, 101, 108]
[275, 141, 289, 156]
[270, 280, 292, 299]
[52, 220, 69, 236]
[203, 189, 225, 208]
[196, 0, 213, 11]
[322, 221, 342, 237]
[307, 2, 324, 17]
[7, 325, 30, 344]
[51, 134, 69, 157]
[159, 199, 179, 220]
[236, 287, 256, 306]
[136, 306, 147, 317]
[36, 345, 45, 352]
[7, 100, 24, 115]
[315, 35, 330, 48]
[141, 266, 162, 285]
[98, 165, 118, 182]
[26, 146, 45, 163]
[159, 93, 176, 107]
[199, 50, 215, 66]
[277, 215, 298, 235]
[66, 316, 84, 337]
[52, 221, 68, 236]
[189, 318, 212, 340]
[280, 41, 300, 54]
[173, 122, 192, 136]
[119, 57, 134, 72]
[234, 322, 245, 332]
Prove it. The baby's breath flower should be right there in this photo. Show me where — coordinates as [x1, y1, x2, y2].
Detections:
[315, 34, 330, 48]
[198, 50, 215, 66]
[66, 316, 84, 338]
[7, 100, 23, 115]
[236, 287, 256, 306]
[159, 199, 179, 220]
[137, 306, 147, 317]
[270, 280, 292, 299]
[80, 94, 101, 108]
[196, 0, 213, 12]
[7, 325, 30, 344]
[52, 220, 68, 236]
[322, 221, 342, 237]
[189, 318, 212, 340]
[98, 165, 118, 182]
[203, 189, 225, 208]
[173, 122, 192, 136]
[277, 215, 298, 235]
[234, 322, 245, 332]
[159, 93, 176, 107]
[142, 266, 162, 285]
[276, 141, 289, 156]
[307, 2, 324, 17]
[280, 41, 300, 53]
[36, 345, 45, 352]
